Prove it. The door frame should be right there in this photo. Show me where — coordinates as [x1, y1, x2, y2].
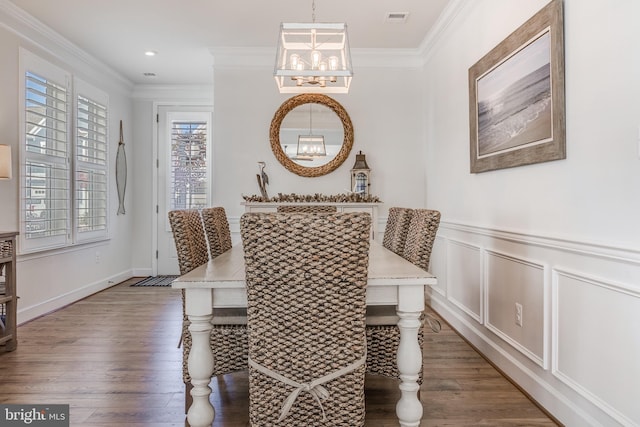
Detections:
[151, 100, 213, 276]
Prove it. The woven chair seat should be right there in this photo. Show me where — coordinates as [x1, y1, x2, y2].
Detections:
[241, 212, 370, 426]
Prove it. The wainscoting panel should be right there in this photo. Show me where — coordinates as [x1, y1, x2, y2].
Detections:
[485, 250, 546, 368]
[428, 221, 640, 426]
[447, 239, 482, 322]
[553, 269, 640, 426]
[429, 235, 447, 296]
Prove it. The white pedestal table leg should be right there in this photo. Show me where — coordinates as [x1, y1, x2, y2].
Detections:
[396, 285, 425, 427]
[185, 289, 215, 427]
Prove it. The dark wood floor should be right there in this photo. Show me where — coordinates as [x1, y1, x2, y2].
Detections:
[0, 279, 558, 426]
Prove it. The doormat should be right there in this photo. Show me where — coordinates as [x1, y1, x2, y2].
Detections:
[130, 275, 178, 287]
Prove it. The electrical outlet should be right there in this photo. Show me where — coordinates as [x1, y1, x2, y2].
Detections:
[515, 302, 523, 327]
[95, 251, 101, 264]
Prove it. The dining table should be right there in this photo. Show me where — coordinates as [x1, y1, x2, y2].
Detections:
[172, 240, 437, 427]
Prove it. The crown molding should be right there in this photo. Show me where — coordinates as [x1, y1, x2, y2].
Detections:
[0, 0, 133, 93]
[1, 0, 468, 87]
[209, 1, 470, 71]
[418, 0, 469, 65]
[131, 84, 213, 100]
[210, 46, 423, 70]
[351, 48, 423, 69]
[210, 47, 274, 69]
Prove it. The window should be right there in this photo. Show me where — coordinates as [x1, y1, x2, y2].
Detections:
[74, 81, 108, 242]
[170, 119, 208, 210]
[19, 49, 109, 253]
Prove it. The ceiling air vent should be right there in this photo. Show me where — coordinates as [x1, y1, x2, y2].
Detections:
[385, 12, 409, 23]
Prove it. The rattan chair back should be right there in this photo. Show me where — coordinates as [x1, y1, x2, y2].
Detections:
[168, 209, 209, 275]
[382, 207, 414, 255]
[240, 212, 370, 426]
[201, 206, 233, 258]
[403, 209, 441, 271]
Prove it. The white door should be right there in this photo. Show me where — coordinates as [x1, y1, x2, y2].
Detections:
[156, 106, 212, 275]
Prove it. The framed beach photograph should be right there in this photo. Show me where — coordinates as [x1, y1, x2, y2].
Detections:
[469, 0, 565, 173]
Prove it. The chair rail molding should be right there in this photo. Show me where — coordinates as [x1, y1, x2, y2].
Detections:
[439, 221, 640, 265]
[429, 219, 640, 426]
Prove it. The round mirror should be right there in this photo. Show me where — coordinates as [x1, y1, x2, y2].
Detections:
[270, 94, 354, 177]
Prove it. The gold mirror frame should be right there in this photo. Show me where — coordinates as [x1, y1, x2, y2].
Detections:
[270, 94, 354, 177]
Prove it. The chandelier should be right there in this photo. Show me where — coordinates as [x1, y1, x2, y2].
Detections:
[295, 104, 326, 160]
[274, 0, 353, 94]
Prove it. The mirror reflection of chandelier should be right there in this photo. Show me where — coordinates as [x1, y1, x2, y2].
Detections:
[296, 104, 326, 159]
[274, 0, 353, 94]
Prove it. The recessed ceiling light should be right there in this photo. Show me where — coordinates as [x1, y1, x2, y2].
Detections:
[385, 12, 409, 23]
[143, 72, 157, 77]
[145, 50, 157, 57]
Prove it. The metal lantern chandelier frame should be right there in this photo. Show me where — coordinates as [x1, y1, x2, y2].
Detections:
[274, 0, 353, 94]
[296, 104, 326, 159]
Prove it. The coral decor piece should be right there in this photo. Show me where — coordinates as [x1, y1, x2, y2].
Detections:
[242, 192, 381, 203]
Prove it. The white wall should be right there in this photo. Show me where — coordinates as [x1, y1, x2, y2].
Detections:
[423, 1, 640, 425]
[211, 50, 426, 238]
[0, 5, 135, 323]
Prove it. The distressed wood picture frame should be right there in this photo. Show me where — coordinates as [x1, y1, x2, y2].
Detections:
[469, 0, 565, 173]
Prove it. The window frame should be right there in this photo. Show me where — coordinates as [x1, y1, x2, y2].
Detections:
[18, 48, 110, 254]
[167, 111, 211, 213]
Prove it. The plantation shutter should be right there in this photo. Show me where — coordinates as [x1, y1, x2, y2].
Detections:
[21, 58, 71, 252]
[75, 78, 108, 241]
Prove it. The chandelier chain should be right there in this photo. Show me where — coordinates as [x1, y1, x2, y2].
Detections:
[312, 0, 316, 23]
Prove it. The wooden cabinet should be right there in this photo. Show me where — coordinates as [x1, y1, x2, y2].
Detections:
[242, 202, 380, 240]
[0, 231, 18, 352]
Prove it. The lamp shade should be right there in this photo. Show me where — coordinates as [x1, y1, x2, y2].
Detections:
[274, 22, 353, 94]
[0, 145, 12, 180]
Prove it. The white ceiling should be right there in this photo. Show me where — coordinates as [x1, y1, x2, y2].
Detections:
[7, 0, 451, 85]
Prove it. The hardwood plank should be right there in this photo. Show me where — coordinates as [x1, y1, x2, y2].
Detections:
[0, 279, 559, 426]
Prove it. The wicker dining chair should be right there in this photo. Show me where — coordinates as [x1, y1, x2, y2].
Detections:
[240, 212, 371, 426]
[382, 207, 414, 255]
[403, 209, 441, 271]
[366, 209, 441, 382]
[201, 206, 233, 257]
[168, 209, 248, 413]
[276, 205, 338, 214]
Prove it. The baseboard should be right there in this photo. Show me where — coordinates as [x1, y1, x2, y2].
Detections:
[428, 293, 605, 427]
[17, 269, 134, 325]
[131, 267, 153, 277]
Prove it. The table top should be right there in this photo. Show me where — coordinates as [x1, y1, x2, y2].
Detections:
[172, 240, 436, 289]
